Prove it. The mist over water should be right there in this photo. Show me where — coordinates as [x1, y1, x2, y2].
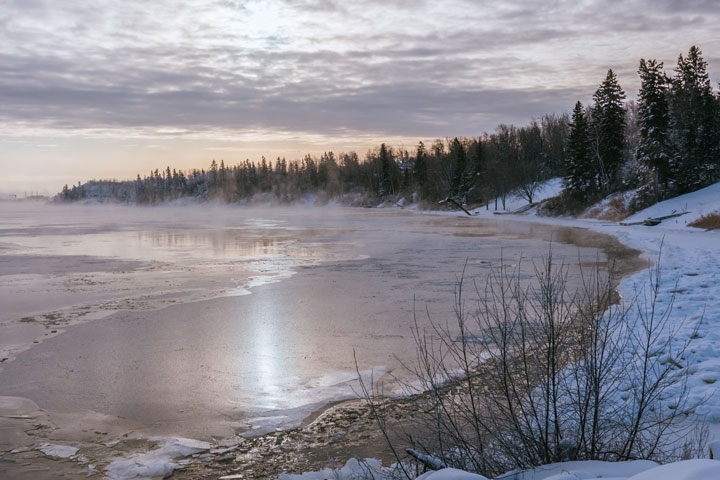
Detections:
[0, 202, 620, 438]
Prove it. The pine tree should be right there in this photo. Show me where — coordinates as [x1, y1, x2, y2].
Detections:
[565, 101, 595, 197]
[219, 160, 228, 193]
[414, 141, 428, 196]
[450, 137, 467, 196]
[591, 69, 626, 192]
[637, 58, 670, 198]
[667, 46, 720, 193]
[468, 139, 484, 177]
[165, 166, 173, 197]
[209, 160, 218, 197]
[379, 143, 394, 195]
[466, 139, 485, 202]
[398, 149, 412, 191]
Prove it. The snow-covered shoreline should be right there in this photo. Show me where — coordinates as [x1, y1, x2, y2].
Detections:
[467, 181, 720, 429]
[433, 183, 720, 478]
[284, 181, 720, 479]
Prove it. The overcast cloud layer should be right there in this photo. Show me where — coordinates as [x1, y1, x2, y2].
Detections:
[1, 0, 719, 191]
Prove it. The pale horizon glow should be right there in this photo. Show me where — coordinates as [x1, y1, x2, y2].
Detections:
[1, 0, 719, 194]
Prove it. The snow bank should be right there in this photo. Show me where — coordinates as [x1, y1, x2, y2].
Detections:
[599, 185, 720, 422]
[500, 459, 719, 480]
[622, 182, 720, 229]
[627, 459, 720, 480]
[417, 468, 490, 479]
[497, 460, 657, 480]
[105, 437, 210, 480]
[283, 458, 719, 480]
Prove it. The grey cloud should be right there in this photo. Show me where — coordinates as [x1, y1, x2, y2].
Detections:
[0, 70, 586, 138]
[0, 0, 718, 139]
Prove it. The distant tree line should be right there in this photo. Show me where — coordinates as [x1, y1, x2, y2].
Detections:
[58, 117, 569, 207]
[60, 45, 719, 214]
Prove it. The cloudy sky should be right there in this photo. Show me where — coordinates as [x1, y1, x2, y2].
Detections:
[1, 0, 719, 193]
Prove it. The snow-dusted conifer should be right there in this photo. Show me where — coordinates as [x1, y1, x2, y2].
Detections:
[379, 143, 394, 195]
[565, 101, 594, 198]
[668, 45, 720, 193]
[591, 69, 626, 192]
[450, 137, 467, 197]
[637, 58, 670, 198]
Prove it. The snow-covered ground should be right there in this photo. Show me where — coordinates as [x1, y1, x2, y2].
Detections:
[622, 182, 720, 227]
[474, 181, 720, 480]
[279, 457, 720, 480]
[470, 180, 720, 426]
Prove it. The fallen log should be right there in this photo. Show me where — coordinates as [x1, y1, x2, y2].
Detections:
[619, 210, 688, 226]
[439, 197, 472, 216]
[493, 202, 538, 215]
[406, 448, 446, 470]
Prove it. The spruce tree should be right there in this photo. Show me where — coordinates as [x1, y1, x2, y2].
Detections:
[469, 139, 484, 177]
[637, 58, 670, 197]
[668, 46, 720, 193]
[450, 137, 467, 196]
[414, 141, 428, 195]
[379, 143, 394, 195]
[219, 160, 227, 192]
[399, 149, 412, 191]
[565, 101, 594, 198]
[209, 160, 218, 197]
[591, 69, 626, 192]
[466, 139, 484, 202]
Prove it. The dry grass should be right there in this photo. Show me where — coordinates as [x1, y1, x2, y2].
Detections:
[583, 194, 632, 221]
[537, 193, 590, 217]
[688, 212, 720, 231]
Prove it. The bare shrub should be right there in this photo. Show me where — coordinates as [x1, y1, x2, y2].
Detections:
[359, 250, 703, 478]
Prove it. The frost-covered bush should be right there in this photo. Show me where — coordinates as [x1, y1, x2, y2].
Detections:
[361, 251, 705, 478]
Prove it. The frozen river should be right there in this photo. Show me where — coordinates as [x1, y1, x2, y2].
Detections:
[0, 202, 639, 441]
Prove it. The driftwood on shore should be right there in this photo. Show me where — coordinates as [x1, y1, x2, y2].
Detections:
[619, 211, 688, 226]
[493, 202, 538, 215]
[406, 448, 447, 470]
[439, 197, 472, 216]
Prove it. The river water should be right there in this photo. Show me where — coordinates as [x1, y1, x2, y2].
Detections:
[0, 203, 638, 443]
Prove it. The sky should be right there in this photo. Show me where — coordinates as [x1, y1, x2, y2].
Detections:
[1, 0, 719, 194]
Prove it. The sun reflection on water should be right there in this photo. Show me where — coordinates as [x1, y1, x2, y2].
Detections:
[245, 289, 291, 410]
